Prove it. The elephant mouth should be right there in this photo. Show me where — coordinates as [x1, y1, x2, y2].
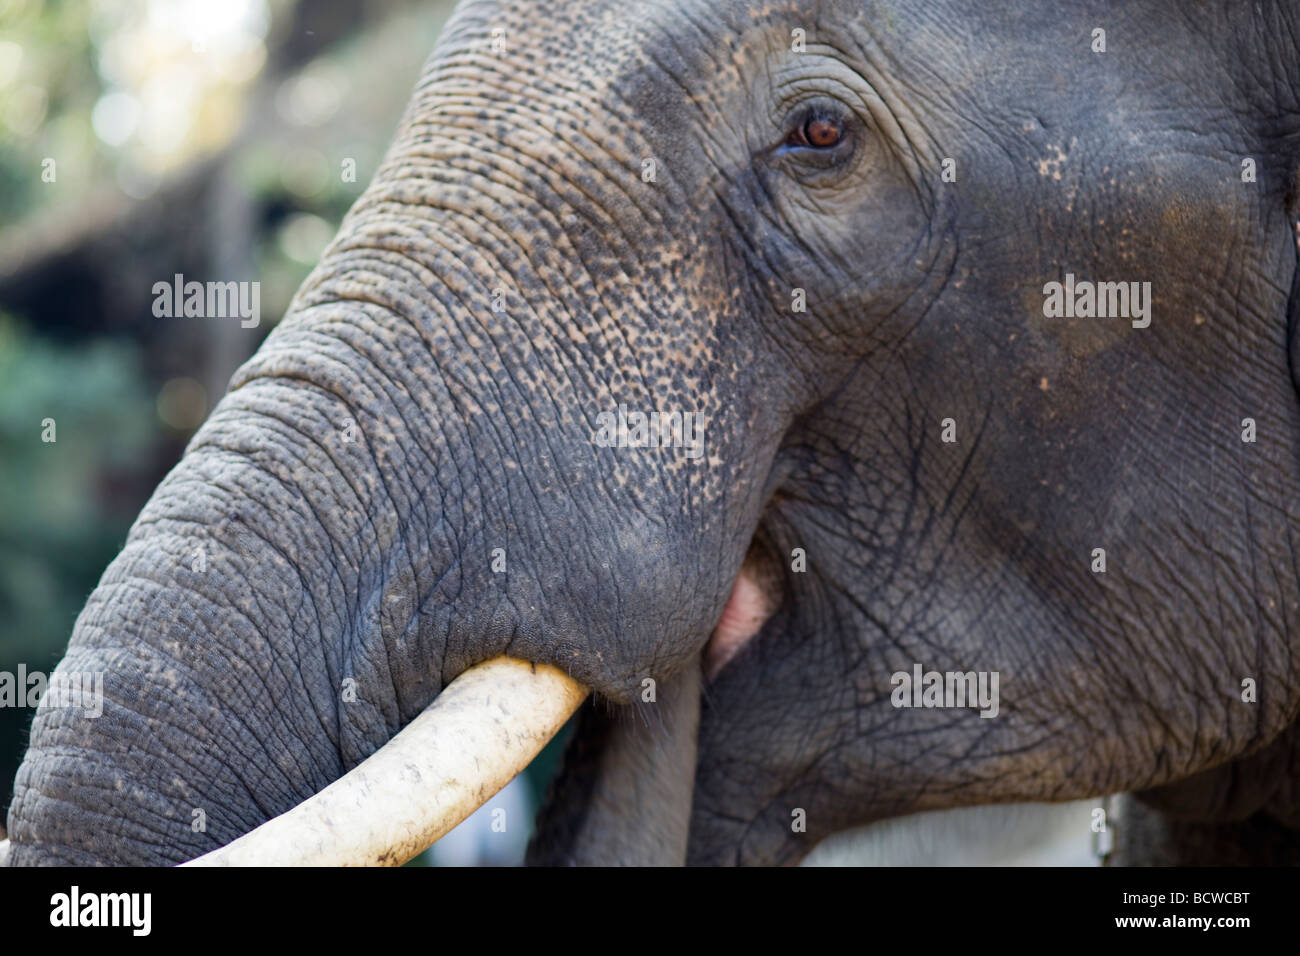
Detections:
[704, 563, 777, 681]
[166, 544, 781, 867]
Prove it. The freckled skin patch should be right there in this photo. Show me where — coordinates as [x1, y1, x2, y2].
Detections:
[8, 0, 1300, 866]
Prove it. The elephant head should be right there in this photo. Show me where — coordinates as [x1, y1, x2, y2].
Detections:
[7, 0, 1300, 866]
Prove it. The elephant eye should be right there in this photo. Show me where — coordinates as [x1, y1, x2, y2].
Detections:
[805, 117, 843, 148]
[770, 101, 858, 175]
[788, 112, 845, 150]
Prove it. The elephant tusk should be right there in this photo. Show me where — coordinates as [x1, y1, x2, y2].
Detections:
[182, 656, 587, 867]
[0, 839, 8, 866]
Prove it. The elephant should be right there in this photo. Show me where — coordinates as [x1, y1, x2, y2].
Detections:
[6, 0, 1300, 866]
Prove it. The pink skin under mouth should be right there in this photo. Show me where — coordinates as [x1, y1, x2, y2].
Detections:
[704, 568, 774, 680]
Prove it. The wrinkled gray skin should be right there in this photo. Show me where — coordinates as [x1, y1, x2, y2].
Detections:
[9, 0, 1300, 866]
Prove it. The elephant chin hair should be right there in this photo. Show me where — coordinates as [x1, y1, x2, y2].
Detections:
[182, 657, 586, 867]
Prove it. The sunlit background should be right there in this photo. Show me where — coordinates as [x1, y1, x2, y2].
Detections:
[0, 0, 560, 866]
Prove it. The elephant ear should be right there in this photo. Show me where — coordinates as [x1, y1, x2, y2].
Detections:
[1278, 176, 1299, 822]
[1289, 165, 1300, 396]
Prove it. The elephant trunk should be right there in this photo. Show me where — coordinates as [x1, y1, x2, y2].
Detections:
[5, 256, 613, 863]
[8, 4, 760, 863]
[7, 198, 729, 864]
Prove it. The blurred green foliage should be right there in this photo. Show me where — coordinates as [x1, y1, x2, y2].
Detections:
[0, 313, 160, 818]
[0, 312, 156, 665]
[0, 0, 105, 224]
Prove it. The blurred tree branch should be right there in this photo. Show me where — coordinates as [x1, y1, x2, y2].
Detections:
[0, 0, 445, 347]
